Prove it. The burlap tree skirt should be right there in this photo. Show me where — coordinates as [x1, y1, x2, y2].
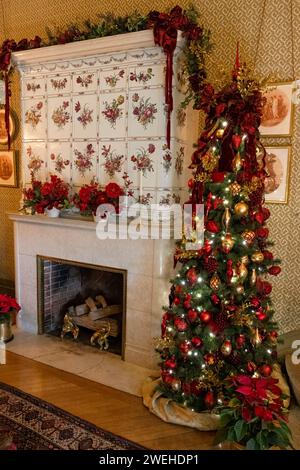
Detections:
[142, 364, 290, 431]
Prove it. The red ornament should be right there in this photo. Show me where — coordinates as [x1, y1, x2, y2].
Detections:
[203, 240, 212, 254]
[185, 293, 192, 301]
[257, 280, 272, 296]
[191, 337, 203, 348]
[211, 171, 225, 183]
[174, 318, 188, 331]
[251, 297, 261, 308]
[165, 358, 177, 369]
[232, 134, 242, 149]
[259, 364, 272, 377]
[254, 211, 264, 225]
[236, 334, 246, 348]
[200, 310, 211, 324]
[188, 178, 194, 189]
[183, 300, 191, 310]
[256, 227, 269, 239]
[262, 250, 273, 260]
[256, 311, 267, 321]
[161, 371, 174, 385]
[173, 297, 181, 306]
[175, 285, 182, 294]
[268, 266, 281, 276]
[204, 353, 216, 365]
[226, 259, 233, 283]
[206, 220, 220, 233]
[262, 207, 271, 221]
[187, 309, 198, 323]
[204, 390, 215, 408]
[179, 341, 191, 354]
[211, 294, 220, 305]
[247, 361, 257, 374]
[268, 331, 278, 342]
[186, 267, 198, 286]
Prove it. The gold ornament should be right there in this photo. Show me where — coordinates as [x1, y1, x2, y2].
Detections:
[221, 340, 232, 356]
[216, 128, 225, 138]
[234, 201, 249, 217]
[202, 151, 220, 172]
[222, 233, 235, 253]
[229, 182, 241, 196]
[240, 255, 249, 265]
[252, 327, 262, 345]
[232, 152, 243, 172]
[222, 208, 231, 231]
[238, 262, 248, 282]
[171, 378, 181, 392]
[251, 251, 264, 263]
[241, 230, 256, 245]
[236, 284, 245, 294]
[210, 273, 221, 291]
[250, 268, 257, 286]
[154, 336, 176, 351]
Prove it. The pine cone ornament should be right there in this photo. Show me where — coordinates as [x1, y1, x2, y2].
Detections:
[203, 256, 218, 273]
[227, 351, 241, 365]
[214, 310, 228, 331]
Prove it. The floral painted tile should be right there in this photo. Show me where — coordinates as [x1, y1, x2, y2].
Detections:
[99, 93, 126, 138]
[128, 89, 165, 138]
[99, 141, 127, 186]
[48, 97, 72, 139]
[99, 68, 126, 91]
[47, 142, 71, 181]
[73, 94, 98, 139]
[127, 140, 157, 188]
[128, 64, 164, 88]
[172, 91, 188, 141]
[72, 142, 98, 186]
[23, 142, 46, 183]
[47, 74, 71, 94]
[73, 71, 97, 92]
[23, 77, 45, 97]
[23, 99, 46, 140]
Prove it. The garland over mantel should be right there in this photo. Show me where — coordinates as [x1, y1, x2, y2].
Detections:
[0, 5, 212, 149]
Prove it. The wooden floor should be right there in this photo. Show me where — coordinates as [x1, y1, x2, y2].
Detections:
[0, 351, 215, 450]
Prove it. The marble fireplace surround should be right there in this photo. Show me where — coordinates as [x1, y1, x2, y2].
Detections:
[9, 213, 175, 395]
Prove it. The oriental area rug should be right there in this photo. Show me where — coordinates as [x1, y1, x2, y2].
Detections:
[0, 381, 144, 450]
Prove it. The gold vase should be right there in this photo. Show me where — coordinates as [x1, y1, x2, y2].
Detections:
[0, 315, 13, 343]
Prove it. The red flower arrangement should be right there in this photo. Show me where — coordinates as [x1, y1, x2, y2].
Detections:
[0, 294, 21, 322]
[215, 375, 292, 450]
[73, 182, 123, 216]
[23, 175, 69, 214]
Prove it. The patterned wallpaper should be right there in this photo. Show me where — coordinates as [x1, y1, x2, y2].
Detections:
[0, 0, 299, 332]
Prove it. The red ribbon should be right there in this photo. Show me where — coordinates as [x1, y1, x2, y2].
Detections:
[153, 25, 177, 149]
[4, 71, 11, 150]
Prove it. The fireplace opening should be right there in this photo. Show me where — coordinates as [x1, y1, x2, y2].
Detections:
[37, 256, 127, 358]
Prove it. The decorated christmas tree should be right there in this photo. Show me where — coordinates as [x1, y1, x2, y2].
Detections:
[156, 56, 285, 414]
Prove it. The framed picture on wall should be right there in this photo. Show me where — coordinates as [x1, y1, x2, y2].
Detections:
[264, 146, 291, 204]
[260, 82, 294, 137]
[0, 150, 18, 188]
[0, 107, 19, 145]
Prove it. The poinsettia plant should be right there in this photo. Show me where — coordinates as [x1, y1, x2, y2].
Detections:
[73, 182, 124, 216]
[0, 294, 21, 322]
[23, 175, 69, 214]
[215, 375, 293, 450]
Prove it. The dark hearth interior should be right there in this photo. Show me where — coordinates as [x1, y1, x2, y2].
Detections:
[37, 257, 126, 356]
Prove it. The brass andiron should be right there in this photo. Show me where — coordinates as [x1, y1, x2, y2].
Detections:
[90, 322, 111, 350]
[61, 314, 79, 340]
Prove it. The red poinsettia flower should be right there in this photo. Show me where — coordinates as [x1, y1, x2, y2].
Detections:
[0, 294, 21, 314]
[105, 182, 123, 199]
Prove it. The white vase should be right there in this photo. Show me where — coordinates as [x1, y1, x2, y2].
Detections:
[45, 207, 60, 218]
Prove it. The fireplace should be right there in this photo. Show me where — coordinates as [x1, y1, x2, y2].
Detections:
[37, 256, 127, 358]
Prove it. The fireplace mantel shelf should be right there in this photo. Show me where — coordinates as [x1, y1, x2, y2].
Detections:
[8, 212, 98, 232]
